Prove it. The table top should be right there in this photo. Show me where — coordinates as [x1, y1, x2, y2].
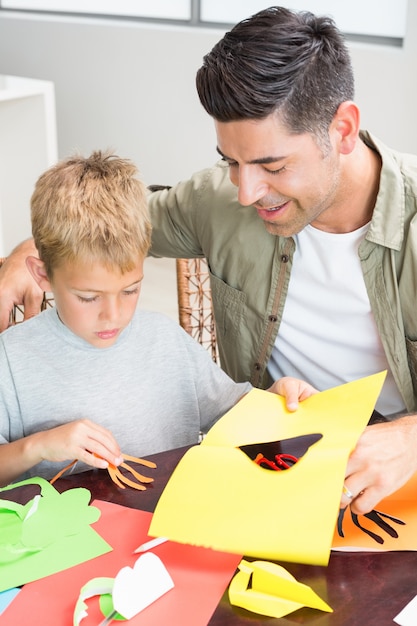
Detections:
[56, 445, 417, 626]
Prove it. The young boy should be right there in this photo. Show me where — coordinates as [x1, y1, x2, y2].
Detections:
[0, 151, 315, 486]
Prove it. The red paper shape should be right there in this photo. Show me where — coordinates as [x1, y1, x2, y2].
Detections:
[1, 500, 241, 625]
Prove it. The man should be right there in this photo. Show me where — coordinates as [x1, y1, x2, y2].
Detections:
[1, 7, 417, 513]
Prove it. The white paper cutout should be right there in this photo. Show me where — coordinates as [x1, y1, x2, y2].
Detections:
[394, 594, 417, 626]
[113, 552, 174, 619]
[73, 553, 174, 625]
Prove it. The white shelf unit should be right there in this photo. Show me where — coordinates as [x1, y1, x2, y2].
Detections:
[0, 74, 58, 256]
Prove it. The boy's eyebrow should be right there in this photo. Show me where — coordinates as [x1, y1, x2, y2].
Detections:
[123, 277, 144, 289]
[73, 277, 144, 293]
[216, 146, 286, 165]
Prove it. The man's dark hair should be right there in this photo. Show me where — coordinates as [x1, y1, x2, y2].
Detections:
[196, 6, 354, 143]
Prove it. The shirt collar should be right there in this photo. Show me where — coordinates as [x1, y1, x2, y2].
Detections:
[361, 130, 405, 251]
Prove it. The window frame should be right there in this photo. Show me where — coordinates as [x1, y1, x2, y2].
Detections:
[0, 0, 408, 45]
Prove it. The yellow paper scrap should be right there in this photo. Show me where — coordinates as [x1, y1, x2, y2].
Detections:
[229, 559, 332, 618]
[149, 372, 386, 565]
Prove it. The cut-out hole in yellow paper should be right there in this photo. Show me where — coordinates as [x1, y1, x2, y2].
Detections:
[241, 433, 323, 471]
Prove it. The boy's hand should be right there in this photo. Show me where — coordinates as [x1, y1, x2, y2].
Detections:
[30, 419, 124, 468]
[268, 376, 318, 411]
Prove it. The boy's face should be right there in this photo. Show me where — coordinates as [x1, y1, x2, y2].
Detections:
[48, 257, 144, 348]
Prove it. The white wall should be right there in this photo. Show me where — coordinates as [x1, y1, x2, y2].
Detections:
[0, 6, 416, 192]
[0, 6, 415, 317]
[0, 12, 221, 188]
[0, 75, 57, 255]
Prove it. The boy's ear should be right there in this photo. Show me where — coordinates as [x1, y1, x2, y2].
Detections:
[25, 256, 52, 292]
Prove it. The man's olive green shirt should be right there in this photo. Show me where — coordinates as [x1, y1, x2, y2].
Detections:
[149, 132, 417, 411]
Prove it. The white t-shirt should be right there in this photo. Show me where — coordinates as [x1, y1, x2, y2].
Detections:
[268, 223, 405, 416]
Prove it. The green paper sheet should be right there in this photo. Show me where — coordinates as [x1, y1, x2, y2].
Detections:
[0, 477, 111, 592]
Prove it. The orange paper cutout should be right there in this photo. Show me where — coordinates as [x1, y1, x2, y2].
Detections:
[332, 469, 417, 552]
[49, 453, 156, 490]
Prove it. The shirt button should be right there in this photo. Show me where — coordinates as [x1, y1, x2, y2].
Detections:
[281, 254, 289, 263]
[268, 315, 278, 322]
[254, 363, 261, 371]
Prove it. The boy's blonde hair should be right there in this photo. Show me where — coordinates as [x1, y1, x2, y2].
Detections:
[31, 150, 151, 278]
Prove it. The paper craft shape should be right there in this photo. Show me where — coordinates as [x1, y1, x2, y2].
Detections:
[74, 578, 114, 626]
[0, 477, 111, 592]
[229, 559, 332, 618]
[74, 553, 174, 624]
[50, 453, 157, 491]
[149, 372, 386, 565]
[332, 467, 417, 551]
[2, 502, 241, 626]
[337, 505, 405, 545]
[109, 552, 174, 619]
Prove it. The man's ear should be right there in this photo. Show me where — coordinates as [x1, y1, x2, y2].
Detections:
[25, 256, 52, 292]
[330, 101, 360, 156]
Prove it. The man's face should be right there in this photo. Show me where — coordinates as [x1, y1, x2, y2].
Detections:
[215, 113, 343, 237]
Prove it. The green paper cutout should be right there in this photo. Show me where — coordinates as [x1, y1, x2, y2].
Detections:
[72, 577, 125, 626]
[21, 487, 99, 546]
[99, 595, 125, 621]
[0, 477, 111, 592]
[73, 577, 116, 626]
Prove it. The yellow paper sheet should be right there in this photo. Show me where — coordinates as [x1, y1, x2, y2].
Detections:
[150, 372, 385, 565]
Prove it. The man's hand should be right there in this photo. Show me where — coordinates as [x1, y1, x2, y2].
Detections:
[341, 415, 417, 514]
[0, 239, 43, 331]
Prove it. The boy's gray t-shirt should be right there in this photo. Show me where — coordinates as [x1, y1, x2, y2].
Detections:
[0, 307, 251, 480]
